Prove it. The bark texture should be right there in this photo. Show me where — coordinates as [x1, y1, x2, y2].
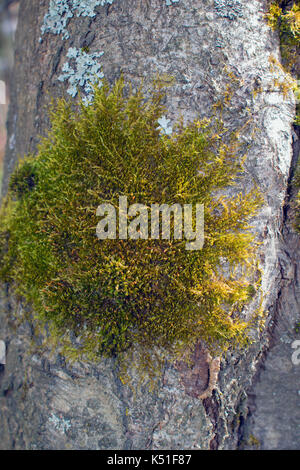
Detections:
[0, 0, 298, 450]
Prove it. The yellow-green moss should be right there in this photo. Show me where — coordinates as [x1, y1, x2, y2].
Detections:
[0, 78, 263, 372]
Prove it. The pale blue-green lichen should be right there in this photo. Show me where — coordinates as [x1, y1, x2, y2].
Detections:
[165, 0, 180, 5]
[42, 0, 180, 40]
[49, 413, 71, 433]
[214, 0, 243, 20]
[72, 0, 114, 17]
[41, 0, 114, 39]
[58, 47, 104, 103]
[41, 0, 74, 40]
[43, 0, 182, 99]
[157, 115, 173, 135]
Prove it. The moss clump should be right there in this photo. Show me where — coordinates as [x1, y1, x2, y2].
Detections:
[0, 78, 262, 370]
[266, 2, 300, 56]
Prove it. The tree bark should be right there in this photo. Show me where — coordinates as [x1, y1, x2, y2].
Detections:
[0, 0, 298, 450]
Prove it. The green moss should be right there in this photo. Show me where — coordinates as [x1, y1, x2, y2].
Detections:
[0, 78, 263, 373]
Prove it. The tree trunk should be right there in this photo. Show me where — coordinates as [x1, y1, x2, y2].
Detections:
[0, 0, 298, 450]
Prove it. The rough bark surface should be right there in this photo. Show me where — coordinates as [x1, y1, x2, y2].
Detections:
[242, 127, 300, 450]
[0, 0, 298, 450]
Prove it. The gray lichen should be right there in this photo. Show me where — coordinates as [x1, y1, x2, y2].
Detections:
[214, 0, 243, 20]
[58, 47, 104, 103]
